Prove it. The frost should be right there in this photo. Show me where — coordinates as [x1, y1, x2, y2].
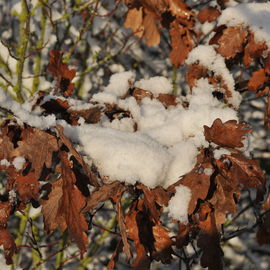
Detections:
[204, 168, 213, 176]
[168, 185, 192, 224]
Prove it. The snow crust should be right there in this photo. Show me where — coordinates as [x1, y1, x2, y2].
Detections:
[186, 45, 242, 108]
[168, 185, 192, 224]
[218, 3, 270, 48]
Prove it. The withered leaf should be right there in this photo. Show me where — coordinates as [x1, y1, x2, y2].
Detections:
[12, 127, 58, 179]
[0, 129, 14, 161]
[214, 26, 247, 59]
[0, 202, 17, 265]
[198, 7, 221, 23]
[48, 50, 76, 97]
[143, 9, 160, 46]
[209, 174, 239, 228]
[152, 224, 173, 264]
[126, 200, 151, 270]
[41, 152, 88, 255]
[248, 68, 268, 91]
[217, 153, 265, 190]
[186, 64, 208, 87]
[116, 198, 132, 260]
[204, 118, 252, 148]
[169, 151, 212, 214]
[132, 88, 153, 101]
[41, 178, 66, 234]
[83, 181, 126, 212]
[244, 33, 267, 67]
[56, 125, 99, 187]
[157, 94, 178, 107]
[124, 7, 144, 38]
[197, 203, 223, 270]
[15, 172, 40, 202]
[169, 21, 193, 67]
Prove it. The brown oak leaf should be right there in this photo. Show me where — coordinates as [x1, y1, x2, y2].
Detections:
[248, 68, 269, 91]
[15, 172, 40, 202]
[197, 203, 223, 270]
[204, 118, 252, 148]
[48, 50, 76, 97]
[217, 153, 265, 190]
[169, 20, 194, 67]
[211, 26, 247, 59]
[124, 7, 144, 38]
[12, 127, 58, 179]
[0, 202, 17, 265]
[41, 152, 88, 255]
[198, 7, 221, 23]
[168, 151, 212, 214]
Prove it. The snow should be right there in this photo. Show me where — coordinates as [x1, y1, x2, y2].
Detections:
[186, 45, 242, 108]
[12, 157, 26, 170]
[134, 76, 173, 96]
[214, 148, 231, 159]
[104, 71, 135, 97]
[0, 159, 10, 166]
[168, 185, 192, 224]
[218, 3, 270, 48]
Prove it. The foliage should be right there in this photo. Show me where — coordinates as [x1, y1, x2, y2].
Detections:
[0, 0, 270, 269]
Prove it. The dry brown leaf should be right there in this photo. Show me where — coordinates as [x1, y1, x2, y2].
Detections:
[124, 7, 144, 38]
[152, 224, 173, 264]
[213, 26, 247, 59]
[0, 128, 14, 161]
[204, 118, 252, 148]
[248, 68, 269, 91]
[132, 88, 153, 101]
[83, 181, 125, 212]
[0, 202, 17, 265]
[157, 94, 178, 107]
[143, 9, 161, 46]
[15, 172, 40, 202]
[209, 174, 239, 227]
[116, 198, 132, 260]
[126, 200, 151, 270]
[12, 127, 58, 179]
[41, 152, 88, 255]
[198, 7, 221, 23]
[197, 203, 223, 270]
[168, 151, 212, 214]
[186, 64, 208, 87]
[222, 154, 265, 189]
[169, 21, 194, 67]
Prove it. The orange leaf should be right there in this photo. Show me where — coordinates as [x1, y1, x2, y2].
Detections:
[212, 26, 247, 59]
[204, 118, 252, 148]
[169, 21, 194, 67]
[143, 9, 160, 46]
[124, 7, 144, 38]
[248, 68, 269, 91]
[198, 7, 221, 23]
